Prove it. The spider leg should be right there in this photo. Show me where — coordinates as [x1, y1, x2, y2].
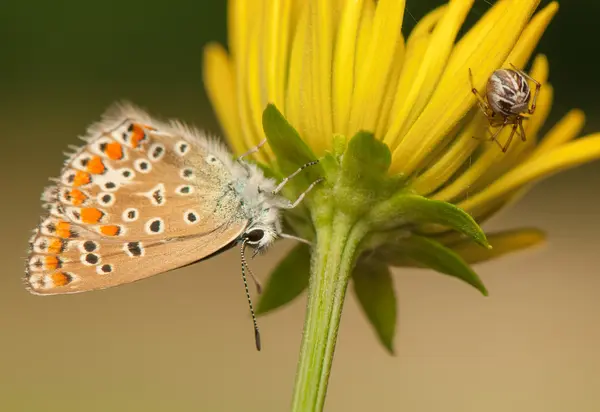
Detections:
[509, 63, 541, 115]
[472, 118, 508, 150]
[487, 113, 499, 127]
[500, 123, 518, 153]
[469, 68, 493, 116]
[518, 119, 527, 142]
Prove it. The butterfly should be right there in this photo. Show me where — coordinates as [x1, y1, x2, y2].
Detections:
[24, 102, 320, 349]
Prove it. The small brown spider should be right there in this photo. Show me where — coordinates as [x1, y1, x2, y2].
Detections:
[469, 64, 541, 152]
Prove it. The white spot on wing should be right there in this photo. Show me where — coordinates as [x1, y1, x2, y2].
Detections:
[175, 185, 193, 195]
[175, 141, 189, 156]
[122, 208, 139, 222]
[134, 158, 152, 173]
[81, 253, 101, 266]
[97, 192, 116, 206]
[145, 218, 164, 234]
[119, 168, 135, 180]
[180, 168, 194, 180]
[137, 183, 166, 206]
[183, 209, 199, 225]
[96, 264, 113, 275]
[149, 143, 166, 161]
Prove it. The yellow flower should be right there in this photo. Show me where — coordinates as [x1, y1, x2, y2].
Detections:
[203, 0, 600, 262]
[202, 1, 600, 410]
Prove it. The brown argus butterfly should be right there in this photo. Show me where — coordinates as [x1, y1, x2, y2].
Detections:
[24, 102, 320, 350]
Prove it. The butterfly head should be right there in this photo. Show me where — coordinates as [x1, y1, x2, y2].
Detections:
[233, 164, 284, 253]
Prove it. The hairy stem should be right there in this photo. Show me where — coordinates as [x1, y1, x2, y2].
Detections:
[291, 209, 368, 412]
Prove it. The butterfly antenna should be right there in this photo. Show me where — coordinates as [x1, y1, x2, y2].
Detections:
[240, 239, 261, 351]
[238, 138, 267, 161]
[272, 160, 320, 194]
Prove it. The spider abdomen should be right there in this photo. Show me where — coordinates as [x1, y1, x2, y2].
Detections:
[486, 69, 531, 116]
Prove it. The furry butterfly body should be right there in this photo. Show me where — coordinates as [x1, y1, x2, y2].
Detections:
[25, 103, 290, 295]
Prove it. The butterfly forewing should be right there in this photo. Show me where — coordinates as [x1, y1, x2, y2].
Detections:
[25, 104, 248, 295]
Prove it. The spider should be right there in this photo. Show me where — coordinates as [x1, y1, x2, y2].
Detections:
[469, 64, 541, 153]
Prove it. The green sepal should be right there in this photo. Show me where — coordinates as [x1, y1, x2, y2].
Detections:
[367, 194, 490, 249]
[342, 131, 391, 179]
[262, 104, 324, 187]
[377, 235, 488, 296]
[256, 244, 311, 315]
[319, 152, 340, 182]
[332, 134, 347, 156]
[336, 131, 404, 216]
[353, 260, 397, 354]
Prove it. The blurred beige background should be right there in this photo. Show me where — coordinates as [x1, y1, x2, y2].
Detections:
[1, 0, 599, 411]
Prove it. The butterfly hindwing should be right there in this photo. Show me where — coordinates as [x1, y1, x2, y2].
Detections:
[25, 103, 249, 294]
[26, 220, 244, 295]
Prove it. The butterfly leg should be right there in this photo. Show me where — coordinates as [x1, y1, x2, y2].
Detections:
[272, 160, 320, 194]
[279, 232, 312, 245]
[283, 177, 324, 209]
[238, 138, 268, 161]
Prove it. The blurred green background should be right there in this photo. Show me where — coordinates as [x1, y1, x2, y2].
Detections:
[1, 1, 599, 411]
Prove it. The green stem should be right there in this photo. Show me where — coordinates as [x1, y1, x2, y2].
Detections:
[291, 209, 368, 412]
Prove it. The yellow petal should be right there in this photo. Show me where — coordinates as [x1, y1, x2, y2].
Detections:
[448, 228, 546, 265]
[246, 4, 268, 145]
[458, 134, 600, 216]
[285, 7, 313, 143]
[381, 6, 446, 145]
[290, 0, 305, 24]
[202, 43, 245, 156]
[352, 0, 375, 115]
[505, 2, 558, 70]
[227, 0, 238, 60]
[265, 0, 292, 113]
[412, 112, 484, 196]
[348, 0, 406, 135]
[384, 0, 473, 149]
[390, 0, 541, 176]
[533, 109, 586, 156]
[308, 0, 335, 153]
[375, 34, 405, 138]
[332, 0, 365, 135]
[232, 0, 268, 163]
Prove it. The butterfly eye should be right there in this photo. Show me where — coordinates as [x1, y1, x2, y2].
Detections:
[245, 229, 265, 244]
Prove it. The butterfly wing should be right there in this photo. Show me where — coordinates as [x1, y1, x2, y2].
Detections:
[25, 103, 248, 295]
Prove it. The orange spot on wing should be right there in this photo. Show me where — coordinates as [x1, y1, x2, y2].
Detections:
[104, 142, 124, 160]
[45, 256, 60, 270]
[48, 238, 64, 254]
[129, 124, 146, 148]
[81, 207, 104, 224]
[99, 225, 121, 236]
[87, 156, 106, 174]
[50, 272, 71, 287]
[69, 189, 87, 206]
[56, 221, 72, 239]
[73, 171, 91, 187]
